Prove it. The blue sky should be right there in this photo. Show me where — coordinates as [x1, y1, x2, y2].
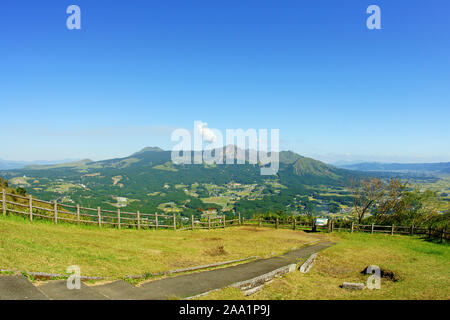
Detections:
[1, 0, 449, 163]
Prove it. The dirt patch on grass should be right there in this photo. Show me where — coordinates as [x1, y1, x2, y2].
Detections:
[204, 245, 228, 256]
[361, 266, 399, 282]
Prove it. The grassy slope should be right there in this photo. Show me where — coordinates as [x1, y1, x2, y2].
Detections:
[0, 215, 322, 278]
[201, 232, 450, 300]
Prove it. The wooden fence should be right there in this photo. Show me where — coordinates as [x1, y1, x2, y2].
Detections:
[327, 220, 449, 241]
[238, 216, 448, 242]
[0, 189, 448, 241]
[0, 189, 241, 231]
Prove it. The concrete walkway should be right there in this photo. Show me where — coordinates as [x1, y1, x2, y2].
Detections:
[0, 242, 334, 300]
[0, 275, 48, 300]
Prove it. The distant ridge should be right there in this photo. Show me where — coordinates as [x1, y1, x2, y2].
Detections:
[24, 159, 93, 170]
[338, 162, 450, 174]
[0, 159, 82, 170]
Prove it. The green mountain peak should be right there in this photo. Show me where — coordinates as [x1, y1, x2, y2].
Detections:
[132, 147, 165, 156]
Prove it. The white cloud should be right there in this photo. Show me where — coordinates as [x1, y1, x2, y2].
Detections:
[197, 121, 217, 143]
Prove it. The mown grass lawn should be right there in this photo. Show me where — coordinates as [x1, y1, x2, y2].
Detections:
[0, 215, 322, 278]
[201, 232, 450, 300]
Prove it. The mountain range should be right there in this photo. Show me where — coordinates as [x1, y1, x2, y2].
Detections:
[3, 146, 353, 184]
[0, 147, 361, 217]
[337, 162, 450, 174]
[0, 158, 81, 170]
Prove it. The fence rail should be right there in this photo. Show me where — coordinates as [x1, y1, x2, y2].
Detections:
[326, 220, 448, 242]
[0, 189, 447, 241]
[0, 189, 243, 231]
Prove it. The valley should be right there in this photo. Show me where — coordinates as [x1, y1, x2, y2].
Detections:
[0, 147, 357, 220]
[1, 147, 448, 222]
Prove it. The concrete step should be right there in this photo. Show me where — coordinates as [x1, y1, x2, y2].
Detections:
[37, 280, 109, 300]
[0, 275, 49, 300]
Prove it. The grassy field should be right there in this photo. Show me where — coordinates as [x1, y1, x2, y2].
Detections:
[0, 215, 322, 278]
[200, 232, 450, 300]
[2, 213, 448, 299]
[201, 196, 230, 208]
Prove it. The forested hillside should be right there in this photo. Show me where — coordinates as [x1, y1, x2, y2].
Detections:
[0, 147, 359, 218]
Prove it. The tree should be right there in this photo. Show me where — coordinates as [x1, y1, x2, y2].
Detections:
[352, 177, 445, 227]
[372, 178, 408, 222]
[0, 178, 8, 188]
[304, 201, 317, 216]
[16, 187, 27, 196]
[385, 189, 440, 226]
[428, 209, 450, 230]
[351, 178, 385, 223]
[329, 202, 341, 213]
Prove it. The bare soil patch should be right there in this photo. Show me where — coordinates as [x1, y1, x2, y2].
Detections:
[204, 245, 228, 257]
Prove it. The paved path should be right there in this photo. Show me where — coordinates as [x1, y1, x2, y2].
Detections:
[0, 242, 334, 300]
[0, 275, 48, 300]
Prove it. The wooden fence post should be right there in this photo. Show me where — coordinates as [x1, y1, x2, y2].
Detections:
[2, 189, 6, 216]
[238, 212, 241, 226]
[441, 228, 445, 243]
[259, 217, 262, 227]
[371, 223, 374, 234]
[276, 217, 279, 229]
[54, 200, 58, 224]
[293, 218, 296, 230]
[391, 224, 395, 236]
[137, 211, 140, 230]
[351, 222, 354, 233]
[76, 204, 80, 224]
[327, 219, 331, 233]
[410, 225, 414, 235]
[155, 213, 158, 230]
[208, 215, 211, 230]
[312, 219, 316, 232]
[117, 209, 121, 229]
[428, 226, 432, 238]
[28, 194, 33, 222]
[173, 213, 176, 230]
[331, 220, 334, 232]
[97, 207, 101, 227]
[191, 215, 194, 230]
[223, 215, 226, 228]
